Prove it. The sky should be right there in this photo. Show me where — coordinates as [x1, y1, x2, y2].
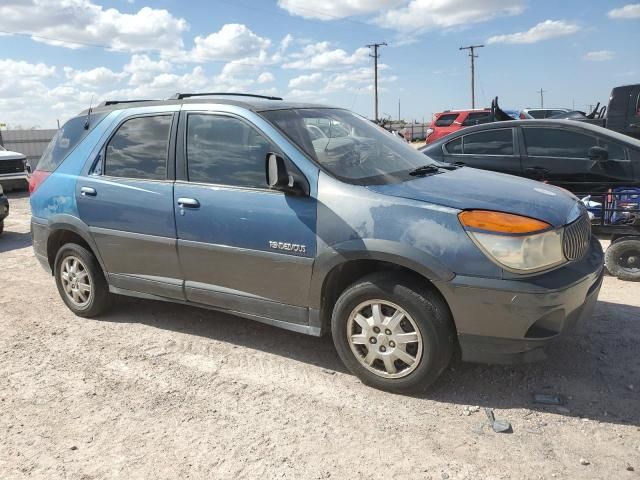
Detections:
[0, 0, 639, 128]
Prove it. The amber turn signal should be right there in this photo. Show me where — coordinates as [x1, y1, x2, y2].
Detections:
[458, 210, 550, 234]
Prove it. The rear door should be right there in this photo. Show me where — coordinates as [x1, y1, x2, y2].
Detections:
[441, 128, 522, 176]
[76, 113, 183, 300]
[173, 110, 316, 326]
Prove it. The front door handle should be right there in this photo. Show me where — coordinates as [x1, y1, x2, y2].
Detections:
[80, 186, 97, 197]
[177, 197, 200, 209]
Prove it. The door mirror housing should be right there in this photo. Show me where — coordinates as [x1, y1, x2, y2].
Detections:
[266, 153, 309, 196]
[588, 146, 609, 161]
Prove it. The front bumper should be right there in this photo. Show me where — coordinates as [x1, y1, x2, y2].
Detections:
[0, 173, 28, 182]
[435, 237, 604, 364]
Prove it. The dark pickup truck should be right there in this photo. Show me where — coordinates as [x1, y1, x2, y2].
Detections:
[552, 84, 640, 140]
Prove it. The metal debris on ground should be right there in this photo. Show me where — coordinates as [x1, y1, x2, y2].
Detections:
[484, 408, 513, 433]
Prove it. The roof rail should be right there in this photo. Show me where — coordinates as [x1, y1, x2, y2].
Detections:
[170, 92, 283, 101]
[99, 99, 159, 107]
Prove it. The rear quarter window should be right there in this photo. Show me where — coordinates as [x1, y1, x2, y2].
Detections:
[434, 114, 459, 127]
[37, 113, 107, 172]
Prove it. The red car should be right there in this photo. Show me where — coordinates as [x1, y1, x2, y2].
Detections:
[426, 109, 491, 144]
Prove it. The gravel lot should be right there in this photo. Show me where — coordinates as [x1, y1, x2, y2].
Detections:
[1, 192, 639, 479]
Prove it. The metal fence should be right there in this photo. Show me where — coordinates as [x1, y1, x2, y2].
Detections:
[0, 129, 57, 167]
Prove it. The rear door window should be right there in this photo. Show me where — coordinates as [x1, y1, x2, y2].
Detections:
[37, 113, 107, 172]
[523, 128, 596, 158]
[434, 114, 458, 127]
[104, 115, 172, 180]
[462, 129, 514, 155]
[461, 112, 490, 126]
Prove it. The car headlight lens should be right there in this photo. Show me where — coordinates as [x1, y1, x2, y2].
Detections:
[459, 210, 565, 273]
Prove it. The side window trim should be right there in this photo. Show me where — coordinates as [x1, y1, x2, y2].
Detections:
[91, 112, 176, 181]
[177, 110, 308, 192]
[447, 128, 516, 156]
[521, 126, 598, 160]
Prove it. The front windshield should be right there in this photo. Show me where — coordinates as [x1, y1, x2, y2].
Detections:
[260, 108, 440, 185]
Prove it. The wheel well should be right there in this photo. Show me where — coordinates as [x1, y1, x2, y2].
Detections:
[610, 235, 640, 244]
[47, 229, 93, 273]
[319, 259, 451, 333]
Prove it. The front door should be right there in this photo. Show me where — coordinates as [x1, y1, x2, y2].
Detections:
[76, 113, 183, 300]
[173, 111, 316, 326]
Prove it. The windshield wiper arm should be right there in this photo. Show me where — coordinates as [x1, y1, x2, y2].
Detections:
[408, 164, 441, 176]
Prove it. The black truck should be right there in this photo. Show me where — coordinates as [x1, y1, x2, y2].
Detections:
[551, 84, 640, 140]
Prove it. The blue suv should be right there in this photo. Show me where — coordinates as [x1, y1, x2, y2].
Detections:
[30, 93, 604, 392]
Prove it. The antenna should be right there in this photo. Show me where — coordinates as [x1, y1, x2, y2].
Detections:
[84, 95, 94, 130]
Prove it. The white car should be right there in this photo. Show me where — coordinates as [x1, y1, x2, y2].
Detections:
[0, 144, 28, 191]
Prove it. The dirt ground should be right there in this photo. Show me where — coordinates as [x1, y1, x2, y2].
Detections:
[1, 192, 639, 480]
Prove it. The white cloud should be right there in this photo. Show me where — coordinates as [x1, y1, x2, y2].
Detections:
[64, 66, 127, 86]
[188, 24, 271, 62]
[583, 50, 615, 61]
[373, 0, 524, 32]
[277, 0, 403, 20]
[487, 20, 580, 44]
[284, 42, 369, 70]
[288, 72, 323, 88]
[608, 3, 640, 19]
[257, 72, 275, 84]
[0, 58, 55, 77]
[124, 54, 173, 86]
[0, 0, 188, 54]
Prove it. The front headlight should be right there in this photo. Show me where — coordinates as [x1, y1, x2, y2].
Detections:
[459, 210, 566, 273]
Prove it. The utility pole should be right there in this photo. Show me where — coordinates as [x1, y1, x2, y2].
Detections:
[537, 88, 546, 108]
[459, 44, 484, 109]
[398, 98, 401, 122]
[366, 42, 387, 122]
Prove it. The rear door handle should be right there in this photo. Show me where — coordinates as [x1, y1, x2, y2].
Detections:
[80, 186, 97, 197]
[177, 197, 200, 209]
[525, 166, 549, 175]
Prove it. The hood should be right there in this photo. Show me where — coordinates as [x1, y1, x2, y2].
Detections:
[0, 149, 26, 161]
[367, 167, 581, 228]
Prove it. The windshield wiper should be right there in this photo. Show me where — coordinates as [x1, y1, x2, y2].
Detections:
[408, 164, 442, 176]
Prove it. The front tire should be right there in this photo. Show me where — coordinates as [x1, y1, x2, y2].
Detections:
[54, 243, 112, 317]
[331, 273, 455, 393]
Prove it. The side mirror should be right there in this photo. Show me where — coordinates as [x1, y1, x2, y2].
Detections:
[266, 153, 309, 196]
[588, 146, 608, 161]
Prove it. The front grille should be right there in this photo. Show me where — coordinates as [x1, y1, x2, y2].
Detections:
[0, 159, 25, 175]
[563, 213, 591, 261]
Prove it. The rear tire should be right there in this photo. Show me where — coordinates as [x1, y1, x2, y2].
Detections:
[331, 273, 455, 393]
[605, 238, 640, 281]
[54, 243, 112, 317]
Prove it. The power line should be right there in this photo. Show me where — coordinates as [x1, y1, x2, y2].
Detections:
[459, 44, 484, 109]
[366, 42, 387, 122]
